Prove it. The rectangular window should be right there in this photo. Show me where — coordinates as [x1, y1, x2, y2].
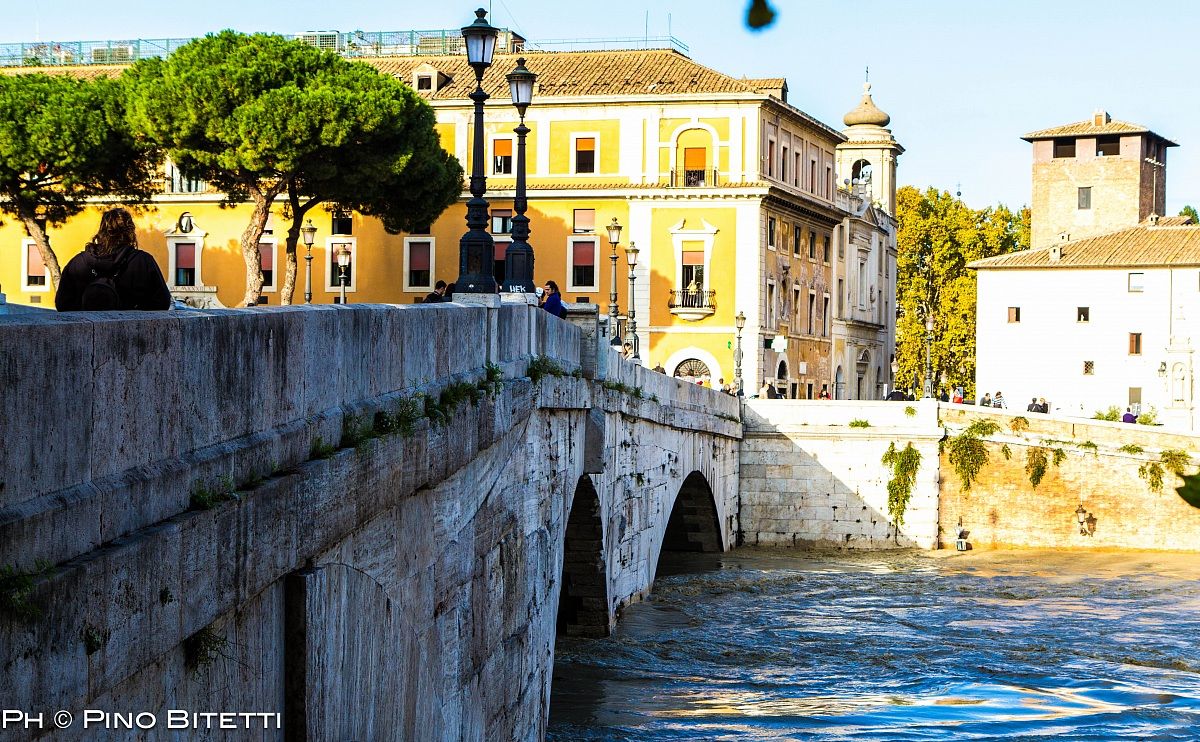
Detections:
[822, 296, 830, 336]
[1129, 387, 1142, 410]
[809, 160, 817, 192]
[417, 75, 432, 91]
[1097, 135, 1120, 156]
[767, 217, 776, 248]
[259, 242, 275, 290]
[781, 146, 788, 181]
[331, 211, 352, 235]
[793, 287, 802, 325]
[1078, 186, 1092, 210]
[1128, 272, 1145, 292]
[328, 240, 355, 289]
[175, 242, 196, 287]
[573, 208, 595, 234]
[1129, 332, 1142, 355]
[683, 147, 707, 185]
[1007, 306, 1021, 323]
[1054, 138, 1076, 158]
[767, 140, 775, 177]
[766, 282, 776, 327]
[808, 230, 817, 259]
[681, 250, 705, 293]
[808, 292, 816, 334]
[25, 243, 46, 287]
[858, 262, 867, 306]
[406, 239, 430, 290]
[837, 278, 844, 317]
[794, 152, 802, 187]
[806, 383, 814, 399]
[568, 237, 598, 290]
[1077, 306, 1090, 322]
[493, 239, 509, 285]
[491, 209, 513, 234]
[792, 223, 802, 255]
[826, 165, 833, 198]
[823, 235, 830, 263]
[1083, 360, 1095, 375]
[493, 138, 513, 175]
[575, 137, 596, 173]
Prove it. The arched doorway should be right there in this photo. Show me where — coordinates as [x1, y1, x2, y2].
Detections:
[856, 349, 870, 400]
[835, 365, 845, 400]
[776, 359, 789, 398]
[556, 476, 611, 638]
[654, 471, 722, 582]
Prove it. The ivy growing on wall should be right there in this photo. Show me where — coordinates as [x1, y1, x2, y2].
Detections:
[881, 442, 922, 542]
[944, 419, 1000, 491]
[1025, 446, 1066, 488]
[1140, 448, 1193, 493]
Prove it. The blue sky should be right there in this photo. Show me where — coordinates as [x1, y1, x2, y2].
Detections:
[6, 0, 1197, 215]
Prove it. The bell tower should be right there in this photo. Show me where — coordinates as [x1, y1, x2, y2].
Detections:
[836, 82, 903, 216]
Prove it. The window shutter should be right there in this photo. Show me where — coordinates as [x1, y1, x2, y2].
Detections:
[259, 243, 274, 270]
[576, 137, 595, 152]
[682, 251, 704, 266]
[27, 246, 44, 276]
[572, 240, 596, 266]
[683, 147, 706, 170]
[494, 139, 512, 157]
[494, 241, 510, 261]
[573, 209, 595, 232]
[176, 243, 196, 269]
[409, 242, 430, 270]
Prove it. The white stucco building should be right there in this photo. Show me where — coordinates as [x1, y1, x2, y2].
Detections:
[972, 216, 1200, 429]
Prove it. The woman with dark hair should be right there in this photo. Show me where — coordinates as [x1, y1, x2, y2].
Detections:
[541, 279, 566, 318]
[56, 207, 171, 311]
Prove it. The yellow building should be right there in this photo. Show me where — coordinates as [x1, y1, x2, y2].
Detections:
[1, 33, 898, 398]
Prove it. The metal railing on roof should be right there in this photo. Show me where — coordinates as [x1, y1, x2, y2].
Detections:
[0, 28, 687, 68]
[524, 36, 688, 54]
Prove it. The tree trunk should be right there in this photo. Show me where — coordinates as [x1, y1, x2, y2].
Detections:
[240, 185, 283, 307]
[280, 182, 320, 306]
[20, 214, 62, 292]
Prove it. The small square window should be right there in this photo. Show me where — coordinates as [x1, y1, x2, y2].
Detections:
[416, 75, 433, 91]
[1054, 138, 1076, 158]
[332, 211, 353, 235]
[492, 209, 513, 234]
[1083, 360, 1095, 375]
[1007, 306, 1021, 323]
[573, 208, 595, 234]
[493, 139, 513, 175]
[1128, 332, 1142, 355]
[1128, 272, 1145, 292]
[1077, 307, 1089, 322]
[1078, 187, 1092, 210]
[1097, 135, 1120, 156]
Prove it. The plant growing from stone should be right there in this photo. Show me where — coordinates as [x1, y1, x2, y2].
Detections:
[881, 442, 921, 542]
[0, 561, 52, 621]
[904, 406, 917, 417]
[190, 475, 237, 510]
[1141, 449, 1193, 494]
[1009, 416, 1029, 434]
[1093, 406, 1121, 422]
[1001, 443, 1012, 460]
[944, 419, 1000, 491]
[1135, 406, 1159, 426]
[1025, 447, 1049, 488]
[184, 626, 230, 671]
[1118, 443, 1145, 455]
[849, 419, 871, 428]
[527, 356, 566, 384]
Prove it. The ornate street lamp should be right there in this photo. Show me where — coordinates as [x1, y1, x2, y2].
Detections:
[502, 57, 537, 293]
[924, 313, 934, 398]
[301, 218, 317, 304]
[456, 8, 500, 294]
[605, 217, 623, 345]
[337, 245, 351, 305]
[624, 242, 640, 361]
[735, 311, 747, 394]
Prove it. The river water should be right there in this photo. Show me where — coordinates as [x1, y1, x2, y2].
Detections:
[547, 549, 1200, 741]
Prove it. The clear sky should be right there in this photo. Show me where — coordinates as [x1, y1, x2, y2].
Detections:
[5, 0, 1198, 215]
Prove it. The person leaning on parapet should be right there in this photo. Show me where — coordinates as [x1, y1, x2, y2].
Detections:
[540, 280, 566, 318]
[979, 392, 992, 407]
[652, 363, 666, 374]
[1122, 407, 1138, 423]
[992, 391, 1007, 409]
[1027, 397, 1040, 413]
[423, 280, 448, 303]
[56, 207, 171, 312]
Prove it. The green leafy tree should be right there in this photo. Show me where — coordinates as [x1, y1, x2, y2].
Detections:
[128, 33, 461, 306]
[276, 62, 462, 303]
[1181, 205, 1199, 225]
[0, 73, 159, 289]
[895, 186, 1028, 398]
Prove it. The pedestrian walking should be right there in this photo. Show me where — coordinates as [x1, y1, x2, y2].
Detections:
[56, 207, 171, 311]
[541, 280, 566, 318]
[424, 280, 448, 303]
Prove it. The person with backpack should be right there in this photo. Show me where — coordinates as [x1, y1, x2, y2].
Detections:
[56, 208, 171, 311]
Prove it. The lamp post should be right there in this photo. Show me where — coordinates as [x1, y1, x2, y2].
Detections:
[337, 245, 351, 305]
[890, 358, 899, 396]
[456, 9, 500, 295]
[924, 313, 934, 398]
[502, 57, 536, 292]
[734, 311, 746, 393]
[624, 242, 640, 361]
[605, 217, 623, 345]
[301, 218, 316, 304]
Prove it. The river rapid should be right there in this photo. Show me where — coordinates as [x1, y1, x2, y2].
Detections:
[547, 549, 1200, 741]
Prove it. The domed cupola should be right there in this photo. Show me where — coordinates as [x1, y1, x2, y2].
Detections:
[843, 82, 891, 128]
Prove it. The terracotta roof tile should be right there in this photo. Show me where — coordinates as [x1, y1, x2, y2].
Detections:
[970, 217, 1200, 270]
[1022, 116, 1177, 145]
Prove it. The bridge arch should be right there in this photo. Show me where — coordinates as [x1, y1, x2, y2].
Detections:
[556, 475, 612, 638]
[652, 471, 723, 584]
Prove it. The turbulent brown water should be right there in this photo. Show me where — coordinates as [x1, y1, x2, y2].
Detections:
[547, 549, 1200, 741]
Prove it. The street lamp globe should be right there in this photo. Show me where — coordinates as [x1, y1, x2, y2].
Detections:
[300, 219, 316, 248]
[461, 8, 498, 72]
[925, 316, 934, 333]
[735, 311, 746, 331]
[606, 217, 623, 246]
[506, 57, 536, 117]
[624, 243, 639, 268]
[337, 245, 351, 269]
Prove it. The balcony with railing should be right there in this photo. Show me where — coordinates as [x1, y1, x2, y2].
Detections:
[667, 288, 716, 320]
[669, 168, 720, 188]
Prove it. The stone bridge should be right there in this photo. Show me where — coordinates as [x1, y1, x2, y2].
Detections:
[0, 302, 739, 741]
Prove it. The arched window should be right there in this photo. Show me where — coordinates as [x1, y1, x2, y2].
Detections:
[675, 128, 715, 187]
[674, 358, 711, 380]
[777, 360, 788, 380]
[1173, 363, 1187, 403]
[851, 159, 873, 183]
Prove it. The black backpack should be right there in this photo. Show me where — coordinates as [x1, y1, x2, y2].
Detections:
[81, 250, 136, 310]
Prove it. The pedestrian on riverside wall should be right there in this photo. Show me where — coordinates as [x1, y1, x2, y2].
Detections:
[56, 207, 172, 312]
[979, 392, 992, 407]
[541, 280, 566, 318]
[992, 391, 1006, 409]
[622, 342, 634, 359]
[952, 388, 964, 404]
[1037, 397, 1049, 413]
[1027, 397, 1040, 412]
[718, 377, 729, 393]
[1122, 407, 1138, 423]
[652, 363, 666, 374]
[424, 280, 448, 303]
[819, 385, 831, 400]
[938, 390, 950, 403]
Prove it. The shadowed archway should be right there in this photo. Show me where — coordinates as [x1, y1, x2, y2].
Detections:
[556, 475, 611, 638]
[660, 471, 723, 555]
